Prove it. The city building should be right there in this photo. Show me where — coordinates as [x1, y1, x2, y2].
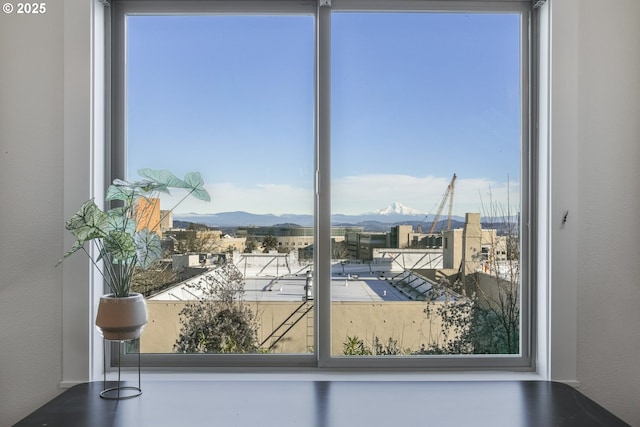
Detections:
[159, 209, 173, 234]
[345, 231, 388, 260]
[389, 224, 443, 249]
[238, 225, 364, 254]
[135, 197, 161, 236]
[442, 213, 507, 275]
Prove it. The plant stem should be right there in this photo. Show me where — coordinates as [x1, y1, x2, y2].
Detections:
[82, 246, 117, 296]
[148, 188, 197, 232]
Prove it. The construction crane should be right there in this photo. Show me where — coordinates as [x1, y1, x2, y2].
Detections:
[428, 173, 457, 234]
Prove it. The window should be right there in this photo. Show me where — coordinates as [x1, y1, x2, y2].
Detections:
[110, 0, 534, 370]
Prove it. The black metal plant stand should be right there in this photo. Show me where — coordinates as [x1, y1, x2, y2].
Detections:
[100, 338, 142, 400]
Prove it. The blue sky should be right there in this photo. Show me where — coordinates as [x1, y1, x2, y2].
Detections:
[126, 12, 521, 216]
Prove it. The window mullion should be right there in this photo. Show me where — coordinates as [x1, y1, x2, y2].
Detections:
[316, 1, 332, 367]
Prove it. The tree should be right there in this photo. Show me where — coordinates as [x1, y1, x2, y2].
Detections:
[420, 198, 521, 355]
[171, 229, 221, 254]
[332, 240, 351, 259]
[131, 261, 178, 297]
[471, 196, 521, 354]
[419, 255, 519, 355]
[463, 264, 520, 354]
[262, 235, 278, 253]
[174, 261, 260, 354]
[244, 239, 258, 253]
[420, 278, 474, 354]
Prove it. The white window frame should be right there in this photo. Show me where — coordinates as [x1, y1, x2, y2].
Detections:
[112, 0, 533, 370]
[61, 0, 581, 384]
[319, 0, 533, 370]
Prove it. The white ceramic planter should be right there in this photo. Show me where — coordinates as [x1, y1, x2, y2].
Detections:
[95, 293, 148, 341]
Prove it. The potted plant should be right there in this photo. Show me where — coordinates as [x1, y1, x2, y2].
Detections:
[58, 169, 211, 340]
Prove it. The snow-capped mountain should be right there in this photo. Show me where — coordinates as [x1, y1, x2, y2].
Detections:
[174, 202, 479, 230]
[371, 202, 424, 216]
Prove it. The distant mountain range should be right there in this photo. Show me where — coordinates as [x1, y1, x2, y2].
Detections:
[370, 201, 424, 216]
[174, 202, 516, 233]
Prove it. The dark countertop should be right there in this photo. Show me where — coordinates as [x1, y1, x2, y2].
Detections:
[14, 380, 629, 427]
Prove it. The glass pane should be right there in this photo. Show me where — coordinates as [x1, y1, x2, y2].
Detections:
[331, 12, 522, 356]
[125, 15, 315, 355]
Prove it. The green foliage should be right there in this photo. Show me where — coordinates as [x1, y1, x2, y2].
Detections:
[343, 336, 372, 355]
[64, 199, 109, 243]
[130, 261, 178, 297]
[175, 306, 259, 354]
[244, 239, 258, 253]
[341, 273, 520, 356]
[331, 240, 351, 259]
[420, 294, 474, 355]
[58, 169, 210, 297]
[175, 262, 260, 354]
[102, 230, 137, 262]
[466, 305, 519, 354]
[342, 336, 408, 356]
[170, 229, 220, 254]
[420, 271, 519, 355]
[133, 228, 163, 269]
[262, 235, 278, 253]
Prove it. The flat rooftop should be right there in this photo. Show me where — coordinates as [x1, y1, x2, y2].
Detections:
[150, 266, 412, 302]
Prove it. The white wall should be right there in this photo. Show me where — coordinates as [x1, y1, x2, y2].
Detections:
[575, 0, 640, 425]
[0, 2, 64, 425]
[1, 0, 640, 425]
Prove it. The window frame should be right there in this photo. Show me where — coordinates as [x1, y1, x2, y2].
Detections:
[108, 0, 536, 371]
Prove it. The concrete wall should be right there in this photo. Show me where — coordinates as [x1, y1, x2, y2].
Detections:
[172, 254, 206, 272]
[142, 301, 447, 355]
[462, 213, 482, 276]
[2, 0, 640, 425]
[443, 229, 463, 269]
[442, 227, 496, 271]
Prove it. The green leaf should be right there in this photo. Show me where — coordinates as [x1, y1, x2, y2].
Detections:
[106, 209, 137, 235]
[182, 171, 204, 188]
[137, 169, 210, 201]
[182, 172, 211, 202]
[64, 199, 109, 243]
[138, 168, 185, 188]
[56, 240, 86, 266]
[141, 182, 170, 194]
[134, 228, 162, 269]
[190, 187, 211, 202]
[111, 177, 171, 196]
[106, 206, 128, 219]
[103, 230, 137, 262]
[105, 184, 134, 202]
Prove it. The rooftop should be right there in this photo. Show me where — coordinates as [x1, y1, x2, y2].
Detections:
[150, 264, 413, 302]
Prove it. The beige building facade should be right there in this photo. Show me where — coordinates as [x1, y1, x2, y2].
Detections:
[135, 197, 162, 236]
[142, 300, 454, 355]
[442, 213, 507, 275]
